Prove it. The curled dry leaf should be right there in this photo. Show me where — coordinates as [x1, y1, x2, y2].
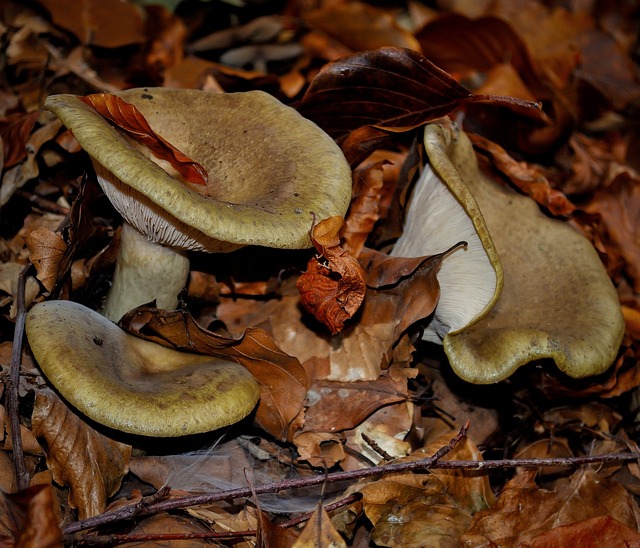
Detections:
[31, 390, 132, 520]
[79, 93, 208, 185]
[470, 132, 576, 216]
[120, 306, 307, 442]
[297, 216, 366, 335]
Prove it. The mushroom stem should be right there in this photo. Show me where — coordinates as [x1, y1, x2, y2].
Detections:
[102, 222, 190, 322]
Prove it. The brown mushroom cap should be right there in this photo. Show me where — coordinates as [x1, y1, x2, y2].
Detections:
[25, 300, 260, 437]
[44, 88, 352, 252]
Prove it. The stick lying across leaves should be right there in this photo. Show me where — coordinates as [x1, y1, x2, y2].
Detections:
[62, 422, 640, 537]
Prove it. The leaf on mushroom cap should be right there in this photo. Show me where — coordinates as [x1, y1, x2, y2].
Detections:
[403, 122, 625, 383]
[25, 300, 260, 437]
[391, 120, 503, 344]
[44, 89, 352, 252]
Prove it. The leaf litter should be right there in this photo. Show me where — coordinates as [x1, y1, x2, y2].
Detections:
[0, 0, 639, 545]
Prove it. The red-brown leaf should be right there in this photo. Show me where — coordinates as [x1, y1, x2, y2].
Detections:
[79, 93, 208, 185]
[298, 47, 540, 141]
[120, 306, 307, 441]
[297, 216, 366, 335]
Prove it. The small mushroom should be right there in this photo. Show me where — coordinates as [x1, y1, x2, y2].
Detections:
[25, 300, 260, 436]
[44, 88, 352, 321]
[393, 121, 624, 383]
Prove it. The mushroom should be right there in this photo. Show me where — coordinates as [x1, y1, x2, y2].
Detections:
[25, 300, 260, 436]
[393, 121, 624, 383]
[26, 88, 352, 435]
[43, 88, 352, 321]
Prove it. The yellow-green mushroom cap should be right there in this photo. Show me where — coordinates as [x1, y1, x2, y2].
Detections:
[43, 88, 353, 252]
[26, 300, 260, 437]
[395, 122, 624, 383]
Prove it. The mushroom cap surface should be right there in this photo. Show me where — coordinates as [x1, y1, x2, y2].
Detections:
[26, 300, 261, 436]
[44, 88, 352, 251]
[423, 122, 624, 383]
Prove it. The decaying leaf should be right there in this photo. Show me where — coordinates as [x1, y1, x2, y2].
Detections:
[79, 93, 208, 185]
[120, 306, 307, 441]
[31, 390, 132, 520]
[297, 216, 366, 335]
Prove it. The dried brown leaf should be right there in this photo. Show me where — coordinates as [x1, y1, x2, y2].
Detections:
[303, 2, 420, 53]
[298, 47, 539, 142]
[580, 172, 640, 292]
[292, 505, 346, 548]
[127, 513, 213, 547]
[24, 227, 66, 294]
[120, 307, 307, 442]
[470, 132, 576, 216]
[31, 390, 132, 520]
[303, 374, 407, 433]
[0, 112, 39, 169]
[79, 94, 208, 185]
[461, 468, 640, 546]
[36, 0, 144, 48]
[530, 515, 640, 547]
[297, 216, 366, 335]
[361, 475, 472, 547]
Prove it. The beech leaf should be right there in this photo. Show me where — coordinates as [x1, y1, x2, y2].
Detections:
[298, 47, 540, 141]
[297, 216, 366, 335]
[31, 390, 132, 520]
[120, 306, 307, 441]
[79, 93, 208, 185]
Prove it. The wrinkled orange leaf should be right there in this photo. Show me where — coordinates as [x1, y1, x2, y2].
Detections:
[120, 306, 307, 442]
[297, 216, 366, 335]
[79, 93, 208, 185]
[31, 390, 132, 520]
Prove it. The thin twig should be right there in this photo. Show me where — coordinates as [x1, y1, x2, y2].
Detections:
[280, 492, 364, 528]
[63, 422, 469, 535]
[65, 529, 257, 546]
[62, 423, 640, 538]
[7, 264, 32, 491]
[15, 190, 71, 216]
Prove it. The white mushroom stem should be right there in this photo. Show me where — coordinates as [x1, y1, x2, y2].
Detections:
[102, 222, 190, 322]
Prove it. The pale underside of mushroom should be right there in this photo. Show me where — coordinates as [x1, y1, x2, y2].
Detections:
[26, 300, 261, 437]
[44, 88, 353, 321]
[394, 122, 625, 383]
[391, 124, 502, 343]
